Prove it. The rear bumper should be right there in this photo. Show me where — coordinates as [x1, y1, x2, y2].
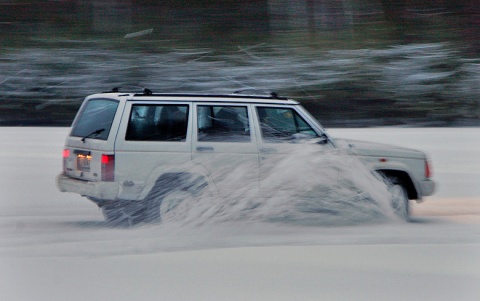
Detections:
[419, 179, 435, 197]
[56, 173, 119, 200]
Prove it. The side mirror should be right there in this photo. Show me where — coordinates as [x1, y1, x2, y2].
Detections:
[316, 133, 329, 145]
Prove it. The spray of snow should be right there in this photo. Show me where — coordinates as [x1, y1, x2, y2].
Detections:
[157, 141, 398, 228]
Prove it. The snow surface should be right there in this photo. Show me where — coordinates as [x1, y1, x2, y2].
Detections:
[1, 127, 479, 301]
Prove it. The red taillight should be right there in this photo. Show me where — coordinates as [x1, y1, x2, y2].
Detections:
[425, 159, 432, 179]
[101, 154, 111, 164]
[101, 154, 115, 181]
[62, 149, 70, 172]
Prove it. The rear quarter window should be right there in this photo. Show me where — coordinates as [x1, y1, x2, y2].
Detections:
[70, 98, 119, 140]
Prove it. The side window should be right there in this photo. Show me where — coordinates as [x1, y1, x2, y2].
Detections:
[71, 98, 119, 141]
[126, 104, 189, 141]
[197, 105, 250, 142]
[256, 107, 318, 142]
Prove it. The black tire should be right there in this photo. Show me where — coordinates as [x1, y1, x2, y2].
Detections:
[101, 201, 146, 227]
[387, 177, 410, 220]
[144, 173, 207, 223]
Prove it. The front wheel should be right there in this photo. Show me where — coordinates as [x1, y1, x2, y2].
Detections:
[388, 179, 410, 220]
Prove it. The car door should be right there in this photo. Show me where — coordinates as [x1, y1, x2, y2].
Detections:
[252, 105, 331, 194]
[114, 101, 192, 200]
[192, 103, 259, 197]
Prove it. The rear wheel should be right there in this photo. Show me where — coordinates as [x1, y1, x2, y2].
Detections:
[160, 190, 193, 218]
[144, 173, 208, 223]
[101, 201, 146, 227]
[145, 188, 198, 223]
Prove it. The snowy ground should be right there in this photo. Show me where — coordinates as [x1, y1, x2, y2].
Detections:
[1, 127, 479, 301]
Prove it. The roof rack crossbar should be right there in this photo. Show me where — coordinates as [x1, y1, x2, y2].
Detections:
[233, 89, 285, 100]
[102, 86, 153, 94]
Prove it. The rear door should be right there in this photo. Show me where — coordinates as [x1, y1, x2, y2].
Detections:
[114, 101, 192, 200]
[192, 103, 259, 197]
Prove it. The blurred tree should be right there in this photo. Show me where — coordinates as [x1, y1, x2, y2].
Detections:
[380, 0, 406, 21]
[458, 0, 480, 55]
[379, 0, 409, 40]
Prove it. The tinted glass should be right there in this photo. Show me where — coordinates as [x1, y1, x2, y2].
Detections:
[197, 105, 250, 142]
[256, 107, 317, 142]
[126, 104, 189, 141]
[71, 98, 119, 140]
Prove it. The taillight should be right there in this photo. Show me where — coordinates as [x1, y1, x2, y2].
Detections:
[425, 159, 432, 179]
[62, 149, 70, 172]
[101, 154, 115, 181]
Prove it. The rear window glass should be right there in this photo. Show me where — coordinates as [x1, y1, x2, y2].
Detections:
[70, 98, 119, 140]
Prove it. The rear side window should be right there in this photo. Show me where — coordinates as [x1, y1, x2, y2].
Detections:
[71, 98, 119, 140]
[126, 104, 189, 141]
[197, 105, 250, 142]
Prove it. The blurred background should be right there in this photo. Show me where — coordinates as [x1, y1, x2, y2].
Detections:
[0, 0, 479, 127]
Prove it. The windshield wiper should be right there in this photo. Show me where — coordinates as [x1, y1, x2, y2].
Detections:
[81, 128, 105, 142]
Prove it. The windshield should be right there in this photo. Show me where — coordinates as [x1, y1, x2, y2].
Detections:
[70, 98, 119, 141]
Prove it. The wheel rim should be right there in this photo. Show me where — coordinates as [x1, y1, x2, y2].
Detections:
[390, 184, 409, 219]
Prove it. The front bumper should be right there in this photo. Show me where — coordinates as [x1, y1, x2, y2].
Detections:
[56, 173, 119, 200]
[419, 179, 435, 197]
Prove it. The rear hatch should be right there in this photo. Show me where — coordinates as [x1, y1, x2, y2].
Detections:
[62, 97, 122, 182]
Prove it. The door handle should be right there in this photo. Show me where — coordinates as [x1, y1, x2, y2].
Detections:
[196, 146, 214, 152]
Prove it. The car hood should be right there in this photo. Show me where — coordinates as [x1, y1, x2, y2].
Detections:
[335, 139, 426, 159]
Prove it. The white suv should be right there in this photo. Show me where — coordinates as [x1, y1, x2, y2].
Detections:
[56, 89, 435, 224]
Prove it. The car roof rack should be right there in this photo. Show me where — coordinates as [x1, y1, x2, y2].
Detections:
[102, 87, 121, 93]
[233, 88, 285, 100]
[104, 87, 289, 101]
[103, 86, 152, 94]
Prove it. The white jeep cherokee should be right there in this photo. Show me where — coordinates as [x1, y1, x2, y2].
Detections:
[56, 89, 435, 224]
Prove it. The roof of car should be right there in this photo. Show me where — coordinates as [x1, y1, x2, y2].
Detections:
[90, 89, 299, 105]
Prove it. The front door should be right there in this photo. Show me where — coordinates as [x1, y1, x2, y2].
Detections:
[252, 105, 330, 195]
[192, 103, 259, 197]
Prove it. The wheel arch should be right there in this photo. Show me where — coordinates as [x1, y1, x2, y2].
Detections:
[139, 163, 217, 201]
[146, 172, 208, 198]
[376, 169, 418, 200]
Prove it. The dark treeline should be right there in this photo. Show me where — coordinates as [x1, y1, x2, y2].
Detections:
[1, 1, 479, 127]
[1, 0, 479, 53]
